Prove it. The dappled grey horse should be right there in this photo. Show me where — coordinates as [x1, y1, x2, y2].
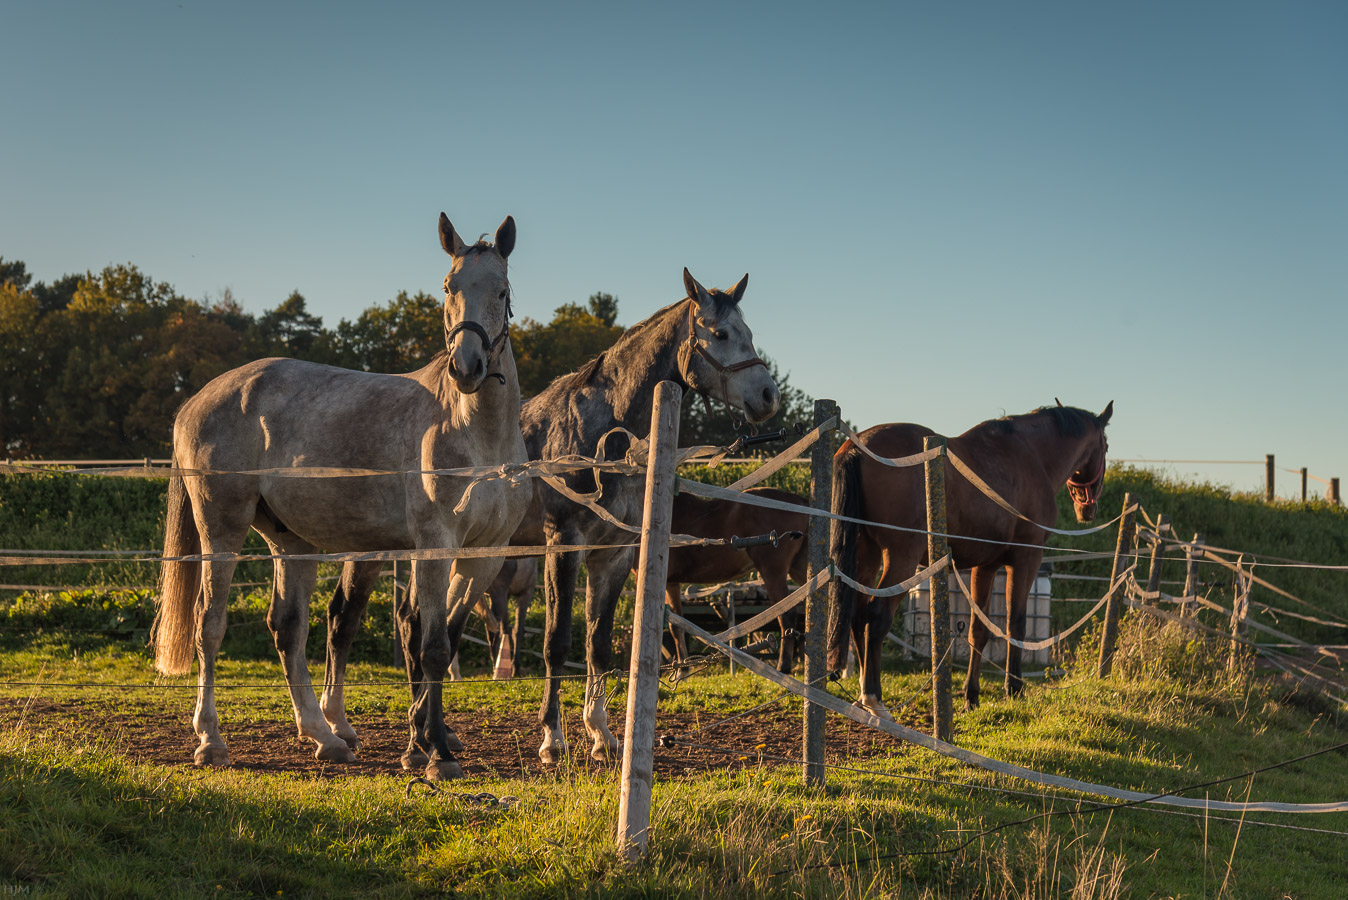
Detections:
[152, 213, 529, 780]
[519, 269, 780, 763]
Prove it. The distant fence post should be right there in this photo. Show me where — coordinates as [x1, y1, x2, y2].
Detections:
[1332, 478, 1342, 506]
[1265, 454, 1275, 502]
[1301, 468, 1308, 503]
[1143, 514, 1169, 607]
[802, 398, 837, 789]
[1228, 557, 1250, 673]
[1182, 532, 1205, 618]
[923, 434, 953, 743]
[616, 380, 681, 861]
[1097, 492, 1137, 678]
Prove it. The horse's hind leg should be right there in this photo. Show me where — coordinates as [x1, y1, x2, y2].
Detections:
[321, 560, 382, 752]
[267, 548, 354, 763]
[581, 545, 635, 761]
[664, 583, 688, 681]
[759, 564, 795, 674]
[193, 544, 241, 767]
[963, 564, 998, 710]
[394, 574, 432, 771]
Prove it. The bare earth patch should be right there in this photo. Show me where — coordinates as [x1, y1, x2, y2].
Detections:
[0, 695, 919, 781]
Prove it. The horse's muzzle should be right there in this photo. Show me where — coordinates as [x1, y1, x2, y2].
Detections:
[1073, 501, 1098, 523]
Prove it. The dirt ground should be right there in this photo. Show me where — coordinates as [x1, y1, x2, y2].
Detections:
[0, 694, 919, 781]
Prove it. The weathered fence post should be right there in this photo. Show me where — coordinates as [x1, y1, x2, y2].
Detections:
[1228, 556, 1250, 674]
[1301, 468, 1309, 503]
[616, 380, 681, 861]
[1097, 492, 1137, 677]
[1182, 532, 1205, 618]
[1265, 454, 1275, 502]
[1331, 478, 1341, 506]
[802, 398, 837, 788]
[1143, 514, 1169, 607]
[923, 434, 953, 743]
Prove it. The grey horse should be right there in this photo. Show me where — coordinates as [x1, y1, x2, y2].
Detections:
[519, 268, 779, 762]
[152, 212, 529, 781]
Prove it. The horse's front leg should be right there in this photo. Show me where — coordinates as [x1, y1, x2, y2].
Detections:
[321, 560, 382, 752]
[393, 569, 446, 772]
[539, 546, 581, 764]
[583, 545, 636, 761]
[759, 565, 796, 674]
[963, 565, 998, 710]
[664, 583, 688, 681]
[1003, 553, 1043, 698]
[408, 557, 464, 780]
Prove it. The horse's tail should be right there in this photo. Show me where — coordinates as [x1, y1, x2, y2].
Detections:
[152, 467, 201, 676]
[826, 442, 864, 671]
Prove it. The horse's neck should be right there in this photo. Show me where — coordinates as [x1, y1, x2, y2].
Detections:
[1016, 419, 1090, 485]
[418, 352, 522, 454]
[523, 302, 686, 453]
[594, 304, 685, 431]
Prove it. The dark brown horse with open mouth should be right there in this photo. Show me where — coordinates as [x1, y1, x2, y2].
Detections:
[826, 402, 1112, 715]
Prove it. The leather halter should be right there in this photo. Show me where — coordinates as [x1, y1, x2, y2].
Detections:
[444, 288, 513, 384]
[676, 298, 768, 393]
[1066, 453, 1106, 508]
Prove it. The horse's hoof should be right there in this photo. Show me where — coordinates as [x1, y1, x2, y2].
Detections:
[590, 740, 619, 762]
[425, 758, 463, 781]
[194, 743, 230, 767]
[445, 729, 465, 753]
[538, 743, 568, 765]
[402, 748, 430, 771]
[964, 696, 980, 711]
[316, 742, 356, 764]
[339, 733, 361, 752]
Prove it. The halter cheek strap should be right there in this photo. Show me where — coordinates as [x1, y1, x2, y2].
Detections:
[444, 296, 513, 384]
[677, 299, 768, 389]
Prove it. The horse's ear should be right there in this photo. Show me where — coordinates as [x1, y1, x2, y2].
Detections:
[683, 267, 710, 306]
[1055, 398, 1064, 408]
[495, 216, 516, 259]
[1099, 400, 1114, 424]
[728, 273, 749, 304]
[439, 213, 467, 257]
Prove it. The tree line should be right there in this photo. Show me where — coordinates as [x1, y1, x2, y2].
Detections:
[0, 257, 813, 458]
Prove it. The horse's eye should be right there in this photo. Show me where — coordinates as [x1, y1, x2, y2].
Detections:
[499, 289, 508, 300]
[714, 330, 728, 341]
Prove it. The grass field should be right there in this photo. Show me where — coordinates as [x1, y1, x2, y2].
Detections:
[4, 467, 1348, 897]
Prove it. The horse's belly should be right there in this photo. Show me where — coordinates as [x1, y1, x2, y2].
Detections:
[259, 477, 413, 552]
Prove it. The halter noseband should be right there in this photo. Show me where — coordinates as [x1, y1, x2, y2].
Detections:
[1066, 455, 1106, 507]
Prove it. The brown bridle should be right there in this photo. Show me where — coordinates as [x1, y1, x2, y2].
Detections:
[676, 298, 768, 398]
[1066, 452, 1106, 508]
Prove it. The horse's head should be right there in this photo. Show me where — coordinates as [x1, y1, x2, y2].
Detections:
[1066, 400, 1113, 522]
[439, 212, 516, 394]
[677, 268, 780, 423]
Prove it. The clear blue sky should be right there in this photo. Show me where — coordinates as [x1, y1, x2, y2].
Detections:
[4, 1, 1345, 498]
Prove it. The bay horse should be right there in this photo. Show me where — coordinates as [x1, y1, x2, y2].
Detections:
[664, 486, 808, 674]
[826, 402, 1112, 715]
[152, 213, 528, 781]
[519, 269, 779, 763]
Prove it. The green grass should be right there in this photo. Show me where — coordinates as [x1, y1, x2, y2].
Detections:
[3, 615, 1348, 898]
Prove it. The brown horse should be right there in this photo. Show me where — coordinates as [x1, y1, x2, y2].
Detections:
[826, 403, 1112, 715]
[664, 486, 809, 673]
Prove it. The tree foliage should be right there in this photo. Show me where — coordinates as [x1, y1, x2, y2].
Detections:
[1, 262, 817, 458]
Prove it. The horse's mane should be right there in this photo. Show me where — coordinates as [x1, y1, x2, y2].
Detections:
[987, 405, 1098, 437]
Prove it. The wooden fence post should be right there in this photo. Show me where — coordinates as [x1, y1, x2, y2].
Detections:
[616, 380, 682, 861]
[923, 434, 953, 743]
[1143, 514, 1169, 607]
[1331, 478, 1341, 506]
[1301, 468, 1308, 503]
[1182, 533, 1205, 618]
[802, 399, 837, 788]
[1265, 454, 1275, 502]
[1097, 492, 1137, 677]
